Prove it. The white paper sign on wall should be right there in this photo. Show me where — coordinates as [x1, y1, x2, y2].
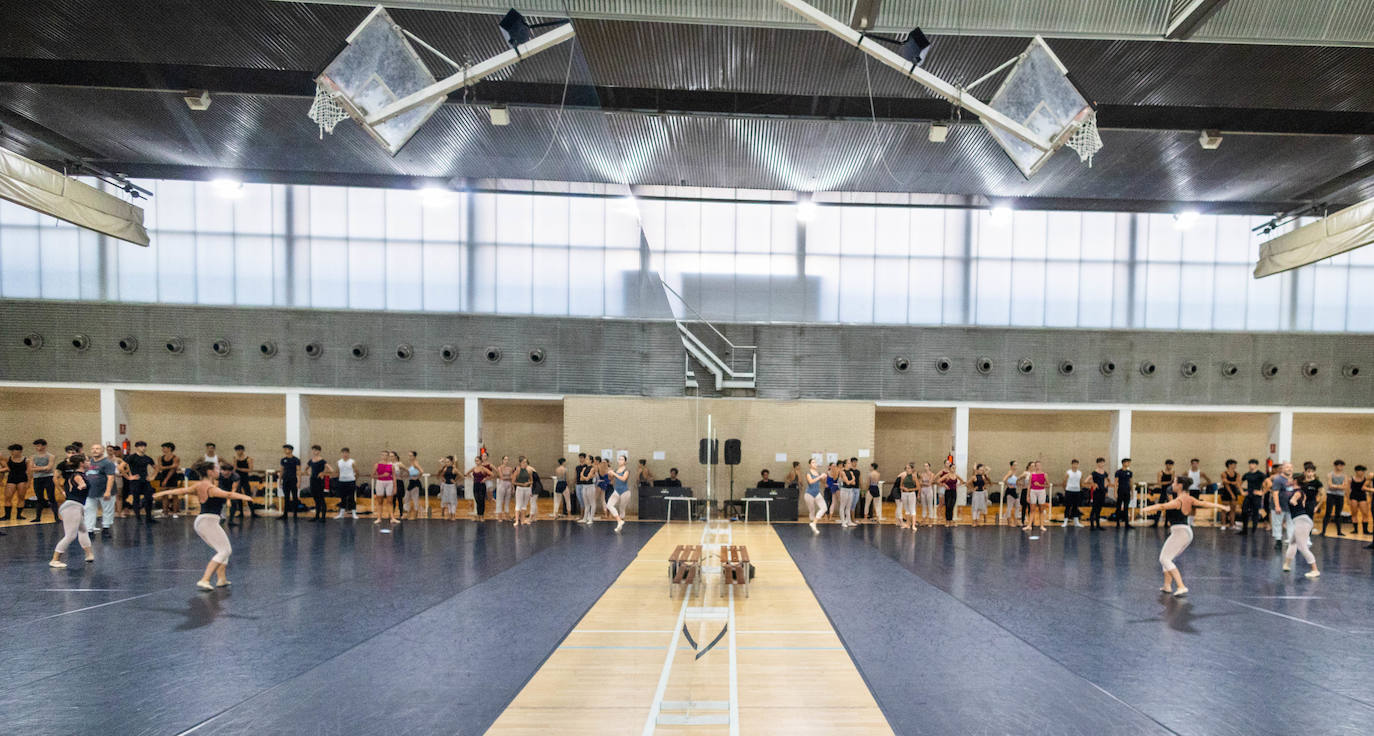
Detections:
[775, 453, 787, 462]
[858, 449, 870, 458]
[653, 451, 666, 460]
[567, 444, 580, 453]
[825, 452, 839, 465]
[600, 449, 613, 460]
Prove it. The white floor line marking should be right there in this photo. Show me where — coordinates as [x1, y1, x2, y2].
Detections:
[574, 629, 674, 634]
[735, 630, 834, 635]
[641, 523, 710, 736]
[38, 588, 127, 592]
[1226, 599, 1344, 632]
[727, 579, 740, 736]
[12, 589, 170, 626]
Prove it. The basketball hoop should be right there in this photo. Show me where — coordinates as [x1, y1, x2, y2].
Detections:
[307, 84, 351, 139]
[1065, 111, 1103, 167]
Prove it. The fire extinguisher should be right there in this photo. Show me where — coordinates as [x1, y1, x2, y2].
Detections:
[479, 444, 488, 461]
[1265, 458, 1274, 473]
[122, 439, 130, 455]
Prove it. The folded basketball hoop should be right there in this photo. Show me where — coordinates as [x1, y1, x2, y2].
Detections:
[311, 5, 576, 156]
[981, 37, 1097, 177]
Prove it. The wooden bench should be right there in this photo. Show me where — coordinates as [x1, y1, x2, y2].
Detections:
[668, 544, 703, 598]
[719, 545, 751, 598]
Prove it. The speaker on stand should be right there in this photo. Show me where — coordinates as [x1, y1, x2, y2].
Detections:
[724, 439, 741, 517]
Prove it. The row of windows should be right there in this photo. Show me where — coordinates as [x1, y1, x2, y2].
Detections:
[0, 178, 1370, 332]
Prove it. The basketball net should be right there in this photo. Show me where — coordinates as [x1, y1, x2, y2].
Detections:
[307, 84, 351, 139]
[1065, 111, 1103, 167]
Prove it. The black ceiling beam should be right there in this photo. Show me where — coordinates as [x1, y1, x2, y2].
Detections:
[3, 57, 1374, 137]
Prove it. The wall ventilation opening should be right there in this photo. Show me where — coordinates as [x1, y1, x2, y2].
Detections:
[165, 337, 184, 354]
[118, 337, 139, 354]
[1180, 361, 1198, 378]
[934, 357, 951, 374]
[22, 334, 43, 350]
[485, 347, 502, 363]
[1220, 362, 1239, 378]
[305, 342, 323, 359]
[529, 348, 546, 364]
[1017, 358, 1034, 374]
[71, 334, 91, 352]
[211, 339, 232, 357]
[1139, 361, 1156, 377]
[440, 345, 458, 363]
[350, 344, 368, 360]
[975, 357, 993, 375]
[1302, 362, 1320, 378]
[395, 344, 414, 361]
[1099, 360, 1116, 376]
[259, 341, 278, 357]
[1058, 360, 1074, 376]
[1261, 362, 1279, 379]
[1342, 364, 1361, 379]
[893, 357, 910, 373]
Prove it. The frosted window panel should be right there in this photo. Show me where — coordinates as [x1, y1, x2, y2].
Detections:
[1211, 265, 1249, 330]
[1011, 211, 1047, 259]
[839, 207, 876, 256]
[38, 226, 81, 300]
[1346, 267, 1374, 331]
[806, 206, 842, 255]
[870, 255, 907, 323]
[421, 241, 462, 312]
[156, 232, 197, 303]
[874, 207, 910, 256]
[805, 254, 839, 322]
[1142, 262, 1181, 328]
[1080, 212, 1118, 261]
[908, 257, 944, 324]
[77, 230, 102, 300]
[941, 258, 964, 323]
[1, 226, 40, 297]
[193, 182, 234, 234]
[194, 235, 234, 305]
[1009, 260, 1046, 326]
[494, 241, 533, 314]
[1179, 263, 1213, 329]
[735, 203, 773, 253]
[1144, 215, 1182, 262]
[769, 252, 796, 277]
[664, 201, 701, 253]
[385, 189, 424, 241]
[605, 207, 641, 250]
[1214, 216, 1253, 263]
[272, 236, 289, 305]
[1310, 265, 1349, 331]
[770, 205, 796, 254]
[113, 230, 156, 301]
[1077, 262, 1114, 328]
[570, 197, 609, 248]
[735, 253, 770, 277]
[699, 201, 735, 253]
[1244, 268, 1283, 330]
[972, 259, 1011, 325]
[386, 241, 423, 312]
[154, 180, 196, 231]
[347, 188, 387, 240]
[901, 210, 945, 258]
[602, 248, 638, 317]
[531, 196, 570, 247]
[233, 184, 277, 235]
[469, 244, 497, 312]
[1179, 216, 1217, 263]
[420, 192, 463, 242]
[1045, 212, 1081, 260]
[531, 246, 569, 315]
[567, 247, 604, 316]
[973, 214, 1012, 258]
[495, 194, 534, 248]
[1348, 240, 1374, 266]
[1112, 262, 1132, 327]
[346, 240, 385, 309]
[470, 193, 497, 246]
[305, 187, 349, 238]
[233, 235, 275, 306]
[1043, 261, 1079, 326]
[1290, 267, 1314, 331]
[0, 199, 39, 225]
[837, 254, 875, 322]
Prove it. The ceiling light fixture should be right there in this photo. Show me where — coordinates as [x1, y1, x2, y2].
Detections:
[928, 122, 948, 143]
[1198, 130, 1223, 150]
[797, 195, 817, 223]
[488, 105, 510, 126]
[1173, 210, 1199, 231]
[210, 178, 244, 199]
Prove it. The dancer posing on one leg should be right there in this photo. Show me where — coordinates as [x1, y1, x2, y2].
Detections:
[154, 461, 254, 591]
[1284, 463, 1323, 578]
[48, 454, 94, 568]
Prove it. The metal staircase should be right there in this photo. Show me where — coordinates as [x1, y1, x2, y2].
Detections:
[660, 279, 756, 392]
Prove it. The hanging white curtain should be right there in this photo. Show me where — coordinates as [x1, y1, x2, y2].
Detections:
[0, 146, 149, 246]
[1254, 198, 1374, 278]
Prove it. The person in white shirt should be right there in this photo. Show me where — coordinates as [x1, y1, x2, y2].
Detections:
[202, 442, 220, 469]
[1062, 459, 1085, 527]
[334, 448, 358, 520]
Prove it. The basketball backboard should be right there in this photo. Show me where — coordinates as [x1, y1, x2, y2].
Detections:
[981, 37, 1094, 179]
[316, 6, 444, 156]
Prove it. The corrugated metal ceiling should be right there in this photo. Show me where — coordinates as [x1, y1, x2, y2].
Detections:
[281, 0, 1374, 46]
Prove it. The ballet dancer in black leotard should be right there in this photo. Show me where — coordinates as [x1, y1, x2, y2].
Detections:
[48, 455, 94, 568]
[154, 462, 254, 590]
[1140, 477, 1228, 597]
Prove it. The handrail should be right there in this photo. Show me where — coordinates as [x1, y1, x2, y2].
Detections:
[658, 277, 757, 351]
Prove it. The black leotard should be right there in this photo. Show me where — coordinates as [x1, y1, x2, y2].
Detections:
[200, 495, 226, 516]
[6, 458, 28, 484]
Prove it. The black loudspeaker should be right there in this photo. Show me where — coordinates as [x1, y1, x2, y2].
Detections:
[699, 438, 719, 465]
[724, 439, 741, 466]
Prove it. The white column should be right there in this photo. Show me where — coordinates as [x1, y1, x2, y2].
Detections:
[99, 387, 131, 448]
[1268, 409, 1293, 463]
[953, 405, 970, 506]
[285, 392, 310, 451]
[463, 396, 483, 499]
[1109, 408, 1132, 469]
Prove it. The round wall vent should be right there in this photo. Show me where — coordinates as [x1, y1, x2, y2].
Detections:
[118, 337, 139, 354]
[350, 344, 368, 360]
[71, 334, 91, 352]
[975, 357, 993, 375]
[485, 347, 502, 363]
[164, 337, 185, 354]
[304, 342, 324, 359]
[1099, 360, 1116, 376]
[259, 341, 278, 358]
[1220, 362, 1239, 378]
[1017, 358, 1034, 374]
[211, 339, 232, 357]
[529, 348, 546, 364]
[893, 356, 910, 373]
[1180, 361, 1198, 378]
[440, 345, 458, 363]
[22, 333, 43, 350]
[1058, 360, 1075, 376]
[934, 357, 951, 374]
[1139, 361, 1157, 377]
[395, 344, 414, 361]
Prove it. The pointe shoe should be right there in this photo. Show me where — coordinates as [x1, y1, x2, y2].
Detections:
[196, 581, 214, 591]
[1304, 570, 1321, 578]
[809, 521, 819, 533]
[1282, 563, 1291, 572]
[215, 580, 231, 587]
[1172, 587, 1189, 597]
[85, 553, 95, 563]
[49, 559, 67, 569]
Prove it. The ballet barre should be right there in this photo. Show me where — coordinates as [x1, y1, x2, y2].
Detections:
[420, 473, 431, 517]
